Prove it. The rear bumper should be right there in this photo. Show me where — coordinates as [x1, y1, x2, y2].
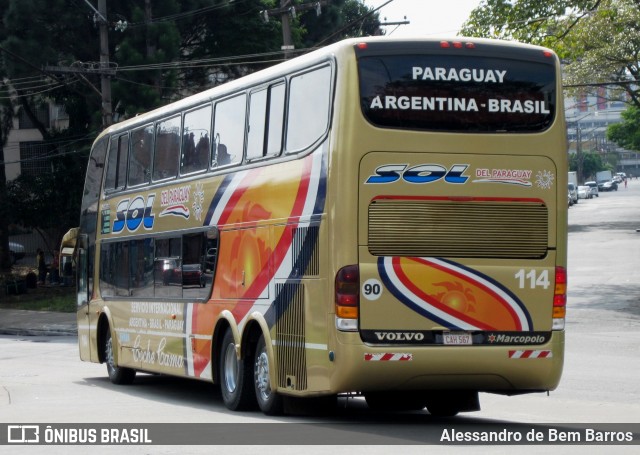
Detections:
[327, 330, 564, 394]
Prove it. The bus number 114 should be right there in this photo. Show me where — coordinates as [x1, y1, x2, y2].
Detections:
[515, 269, 550, 289]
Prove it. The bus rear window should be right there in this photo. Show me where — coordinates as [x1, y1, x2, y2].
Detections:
[358, 54, 556, 132]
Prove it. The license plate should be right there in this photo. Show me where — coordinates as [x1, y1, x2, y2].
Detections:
[443, 332, 472, 345]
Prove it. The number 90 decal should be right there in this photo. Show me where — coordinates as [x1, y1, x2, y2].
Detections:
[362, 278, 383, 301]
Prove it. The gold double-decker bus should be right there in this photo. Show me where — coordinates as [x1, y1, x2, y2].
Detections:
[75, 37, 567, 416]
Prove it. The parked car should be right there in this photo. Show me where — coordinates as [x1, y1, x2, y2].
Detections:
[182, 264, 205, 288]
[600, 180, 618, 192]
[577, 185, 591, 199]
[163, 261, 205, 288]
[584, 181, 599, 198]
[568, 183, 578, 204]
[612, 174, 623, 184]
[568, 191, 572, 207]
[8, 241, 25, 264]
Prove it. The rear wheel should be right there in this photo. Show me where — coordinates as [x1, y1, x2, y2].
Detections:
[254, 334, 283, 415]
[103, 327, 136, 385]
[219, 328, 255, 411]
[425, 391, 480, 417]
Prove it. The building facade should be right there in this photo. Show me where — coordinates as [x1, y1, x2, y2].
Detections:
[566, 88, 639, 179]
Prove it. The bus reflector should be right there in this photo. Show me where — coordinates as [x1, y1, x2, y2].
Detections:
[552, 266, 567, 330]
[335, 265, 359, 331]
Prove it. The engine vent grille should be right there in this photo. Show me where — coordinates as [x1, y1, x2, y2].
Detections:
[274, 283, 307, 391]
[368, 199, 548, 259]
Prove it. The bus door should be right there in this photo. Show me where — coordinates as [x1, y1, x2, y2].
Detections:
[75, 233, 93, 360]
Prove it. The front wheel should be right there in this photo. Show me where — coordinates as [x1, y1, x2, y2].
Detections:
[103, 327, 136, 385]
[254, 334, 283, 415]
[219, 328, 255, 411]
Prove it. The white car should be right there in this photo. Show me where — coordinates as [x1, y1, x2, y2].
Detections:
[9, 241, 25, 264]
[577, 185, 591, 199]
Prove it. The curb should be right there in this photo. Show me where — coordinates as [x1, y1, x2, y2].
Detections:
[0, 328, 77, 337]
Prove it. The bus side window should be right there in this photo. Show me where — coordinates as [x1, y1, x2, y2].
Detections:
[246, 82, 284, 160]
[286, 65, 332, 153]
[129, 125, 153, 186]
[154, 237, 182, 299]
[181, 105, 212, 175]
[246, 88, 268, 160]
[153, 115, 181, 181]
[105, 133, 129, 191]
[212, 94, 246, 169]
[266, 82, 285, 157]
[130, 238, 154, 298]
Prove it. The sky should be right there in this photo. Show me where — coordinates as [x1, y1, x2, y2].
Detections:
[363, 0, 483, 38]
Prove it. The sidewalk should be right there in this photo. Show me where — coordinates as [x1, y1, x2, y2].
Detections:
[0, 308, 77, 336]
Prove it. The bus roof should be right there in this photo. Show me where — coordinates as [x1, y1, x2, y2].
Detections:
[93, 36, 557, 144]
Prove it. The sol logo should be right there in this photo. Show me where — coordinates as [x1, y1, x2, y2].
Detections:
[113, 194, 155, 233]
[365, 164, 469, 184]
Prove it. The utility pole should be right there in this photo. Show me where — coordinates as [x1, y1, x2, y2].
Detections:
[281, 0, 294, 59]
[47, 1, 125, 129]
[98, 0, 113, 127]
[576, 125, 583, 184]
[261, 1, 328, 59]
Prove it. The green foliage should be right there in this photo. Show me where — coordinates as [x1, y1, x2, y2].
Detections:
[299, 0, 381, 47]
[0, 0, 381, 260]
[6, 150, 86, 250]
[569, 151, 607, 181]
[607, 106, 640, 151]
[461, 0, 640, 109]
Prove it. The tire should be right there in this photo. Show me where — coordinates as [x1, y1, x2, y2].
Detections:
[254, 334, 283, 415]
[103, 327, 136, 385]
[219, 328, 255, 411]
[425, 391, 479, 417]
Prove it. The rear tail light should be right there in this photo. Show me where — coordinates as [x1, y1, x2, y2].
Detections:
[440, 40, 476, 49]
[335, 265, 359, 331]
[552, 266, 567, 330]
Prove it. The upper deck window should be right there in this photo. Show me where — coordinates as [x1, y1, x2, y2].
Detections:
[129, 125, 153, 186]
[358, 54, 556, 132]
[246, 83, 285, 160]
[181, 105, 212, 175]
[286, 65, 332, 152]
[153, 115, 181, 181]
[212, 94, 246, 168]
[105, 133, 129, 191]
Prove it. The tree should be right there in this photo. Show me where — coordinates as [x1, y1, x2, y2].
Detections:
[461, 0, 640, 109]
[607, 106, 640, 151]
[0, 101, 13, 274]
[6, 152, 86, 256]
[298, 0, 381, 47]
[0, 0, 382, 270]
[569, 150, 606, 181]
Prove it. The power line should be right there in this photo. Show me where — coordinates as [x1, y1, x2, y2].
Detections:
[127, 0, 244, 27]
